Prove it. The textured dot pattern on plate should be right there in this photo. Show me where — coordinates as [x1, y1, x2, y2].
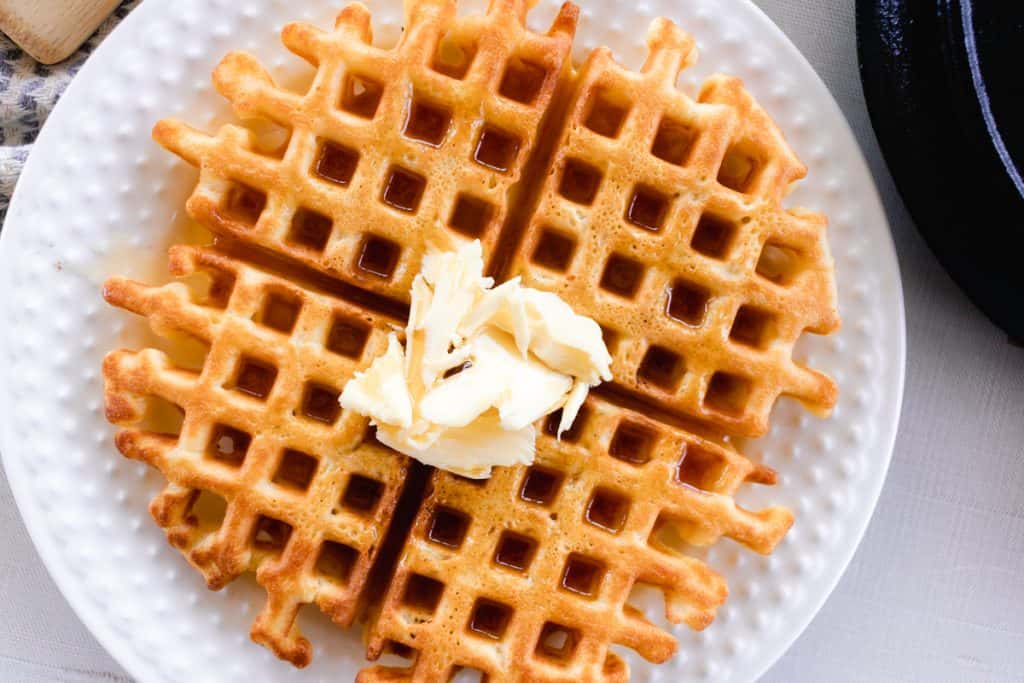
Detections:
[102, 245, 409, 667]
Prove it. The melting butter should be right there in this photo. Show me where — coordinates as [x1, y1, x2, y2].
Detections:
[339, 240, 611, 478]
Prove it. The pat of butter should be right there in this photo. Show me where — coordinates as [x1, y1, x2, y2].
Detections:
[419, 329, 573, 431]
[340, 240, 611, 478]
[336, 333, 413, 428]
[376, 415, 536, 481]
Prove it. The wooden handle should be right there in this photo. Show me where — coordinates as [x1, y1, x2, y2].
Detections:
[0, 0, 121, 64]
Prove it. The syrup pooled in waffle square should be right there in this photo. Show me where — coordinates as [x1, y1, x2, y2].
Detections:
[154, 0, 578, 302]
[506, 18, 840, 438]
[360, 398, 792, 681]
[102, 245, 410, 667]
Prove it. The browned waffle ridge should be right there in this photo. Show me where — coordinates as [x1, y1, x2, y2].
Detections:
[359, 399, 791, 681]
[505, 18, 840, 438]
[153, 0, 578, 302]
[103, 245, 408, 666]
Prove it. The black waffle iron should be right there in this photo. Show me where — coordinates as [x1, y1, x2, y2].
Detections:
[857, 1, 1023, 342]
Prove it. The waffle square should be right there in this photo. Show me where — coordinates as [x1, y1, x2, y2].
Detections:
[102, 245, 409, 666]
[359, 398, 792, 681]
[505, 19, 840, 437]
[153, 0, 578, 301]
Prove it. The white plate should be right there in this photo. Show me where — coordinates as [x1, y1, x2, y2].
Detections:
[0, 0, 904, 681]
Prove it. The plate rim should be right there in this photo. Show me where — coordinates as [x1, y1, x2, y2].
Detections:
[0, 3, 179, 682]
[0, 0, 906, 680]
[736, 2, 906, 677]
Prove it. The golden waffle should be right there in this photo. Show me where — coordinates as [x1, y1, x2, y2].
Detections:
[153, 0, 578, 302]
[102, 245, 410, 666]
[103, 2, 844, 677]
[360, 398, 792, 681]
[505, 19, 840, 438]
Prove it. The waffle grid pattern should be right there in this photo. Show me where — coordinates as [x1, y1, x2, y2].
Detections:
[154, 0, 578, 301]
[508, 19, 840, 437]
[360, 400, 792, 681]
[101, 0, 842, 676]
[102, 245, 408, 667]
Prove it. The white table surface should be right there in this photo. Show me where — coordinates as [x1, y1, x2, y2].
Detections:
[2, 1, 1022, 681]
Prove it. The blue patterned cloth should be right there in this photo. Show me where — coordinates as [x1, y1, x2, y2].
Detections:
[0, 1, 138, 224]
